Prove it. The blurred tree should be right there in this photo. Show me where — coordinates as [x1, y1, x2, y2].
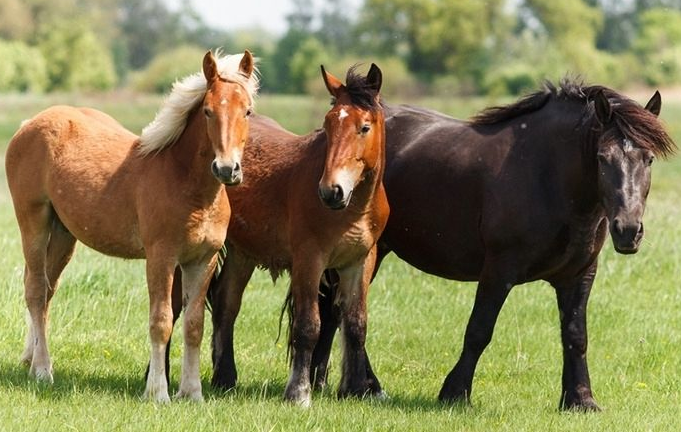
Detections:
[357, 0, 510, 78]
[37, 20, 117, 91]
[316, 0, 354, 55]
[267, 0, 315, 93]
[0, 39, 48, 92]
[131, 44, 206, 93]
[633, 7, 681, 85]
[289, 37, 329, 93]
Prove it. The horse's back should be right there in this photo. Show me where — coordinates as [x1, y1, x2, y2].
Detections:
[6, 105, 144, 258]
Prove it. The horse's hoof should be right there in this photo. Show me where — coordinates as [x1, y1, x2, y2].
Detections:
[143, 389, 171, 403]
[561, 397, 601, 412]
[284, 384, 312, 408]
[211, 376, 237, 391]
[338, 384, 387, 400]
[29, 365, 54, 384]
[438, 388, 471, 406]
[175, 389, 204, 402]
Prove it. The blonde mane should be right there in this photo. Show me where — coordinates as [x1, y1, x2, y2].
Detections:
[138, 51, 259, 156]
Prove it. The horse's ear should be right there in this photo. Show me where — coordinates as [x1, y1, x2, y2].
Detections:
[366, 63, 383, 94]
[321, 65, 343, 99]
[239, 50, 254, 79]
[644, 90, 661, 117]
[203, 51, 218, 83]
[594, 90, 612, 125]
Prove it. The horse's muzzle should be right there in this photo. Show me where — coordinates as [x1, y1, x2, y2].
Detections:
[318, 184, 351, 210]
[212, 160, 242, 185]
[610, 218, 644, 254]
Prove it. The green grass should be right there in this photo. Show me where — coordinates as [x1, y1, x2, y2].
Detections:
[1, 91, 680, 431]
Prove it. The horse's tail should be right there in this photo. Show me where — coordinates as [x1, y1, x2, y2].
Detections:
[276, 287, 295, 365]
[205, 243, 228, 313]
[276, 270, 339, 366]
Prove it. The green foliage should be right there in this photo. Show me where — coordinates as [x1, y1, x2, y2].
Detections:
[633, 7, 681, 86]
[130, 45, 206, 94]
[289, 37, 329, 94]
[483, 63, 538, 97]
[37, 21, 117, 91]
[0, 39, 48, 93]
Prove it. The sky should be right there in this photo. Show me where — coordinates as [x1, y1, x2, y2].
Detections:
[166, 0, 361, 35]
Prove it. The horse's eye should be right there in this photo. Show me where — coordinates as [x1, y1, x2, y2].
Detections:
[203, 107, 213, 118]
[360, 124, 371, 135]
[246, 108, 252, 117]
[647, 154, 655, 166]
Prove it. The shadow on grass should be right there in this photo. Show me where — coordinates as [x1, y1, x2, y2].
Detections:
[205, 376, 472, 413]
[0, 359, 155, 400]
[0, 359, 475, 414]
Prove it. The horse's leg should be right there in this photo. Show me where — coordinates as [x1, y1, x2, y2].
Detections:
[16, 203, 62, 383]
[336, 247, 384, 398]
[310, 270, 340, 391]
[210, 245, 255, 390]
[284, 257, 324, 406]
[144, 267, 183, 387]
[438, 258, 515, 404]
[143, 255, 177, 403]
[552, 261, 600, 411]
[310, 242, 390, 390]
[20, 219, 76, 367]
[174, 256, 217, 401]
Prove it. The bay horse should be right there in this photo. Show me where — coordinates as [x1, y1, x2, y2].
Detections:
[5, 50, 258, 402]
[210, 80, 675, 410]
[204, 64, 388, 406]
[306, 81, 676, 410]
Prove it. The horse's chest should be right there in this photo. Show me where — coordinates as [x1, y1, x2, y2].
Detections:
[533, 217, 607, 281]
[329, 218, 376, 267]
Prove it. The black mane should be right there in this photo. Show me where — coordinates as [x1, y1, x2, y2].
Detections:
[344, 65, 381, 112]
[471, 78, 676, 159]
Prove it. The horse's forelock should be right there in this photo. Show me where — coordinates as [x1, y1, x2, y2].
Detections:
[575, 84, 676, 159]
[343, 65, 381, 112]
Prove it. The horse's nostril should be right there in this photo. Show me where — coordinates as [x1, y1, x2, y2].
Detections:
[233, 161, 241, 173]
[613, 218, 623, 235]
[332, 184, 343, 201]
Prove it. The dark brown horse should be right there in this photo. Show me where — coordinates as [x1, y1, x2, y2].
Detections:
[211, 80, 675, 410]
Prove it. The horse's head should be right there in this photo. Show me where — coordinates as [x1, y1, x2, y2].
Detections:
[202, 50, 254, 185]
[318, 64, 384, 210]
[593, 90, 664, 254]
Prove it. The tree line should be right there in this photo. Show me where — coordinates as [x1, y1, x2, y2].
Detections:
[1, 0, 680, 96]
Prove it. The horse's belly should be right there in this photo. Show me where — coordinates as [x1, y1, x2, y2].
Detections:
[52, 201, 145, 259]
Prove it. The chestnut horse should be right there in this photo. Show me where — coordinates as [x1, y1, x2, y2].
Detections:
[182, 64, 387, 406]
[211, 80, 675, 410]
[5, 50, 258, 402]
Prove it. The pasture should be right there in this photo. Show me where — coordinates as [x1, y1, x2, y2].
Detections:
[0, 91, 680, 431]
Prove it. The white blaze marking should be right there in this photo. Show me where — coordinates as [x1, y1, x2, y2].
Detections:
[623, 138, 633, 152]
[220, 98, 227, 105]
[339, 109, 349, 121]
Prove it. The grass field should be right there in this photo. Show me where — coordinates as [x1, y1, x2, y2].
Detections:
[0, 90, 680, 431]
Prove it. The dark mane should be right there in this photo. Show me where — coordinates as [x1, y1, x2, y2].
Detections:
[471, 78, 676, 159]
[344, 65, 381, 112]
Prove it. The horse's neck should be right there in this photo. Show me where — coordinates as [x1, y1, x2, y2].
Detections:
[166, 110, 221, 199]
